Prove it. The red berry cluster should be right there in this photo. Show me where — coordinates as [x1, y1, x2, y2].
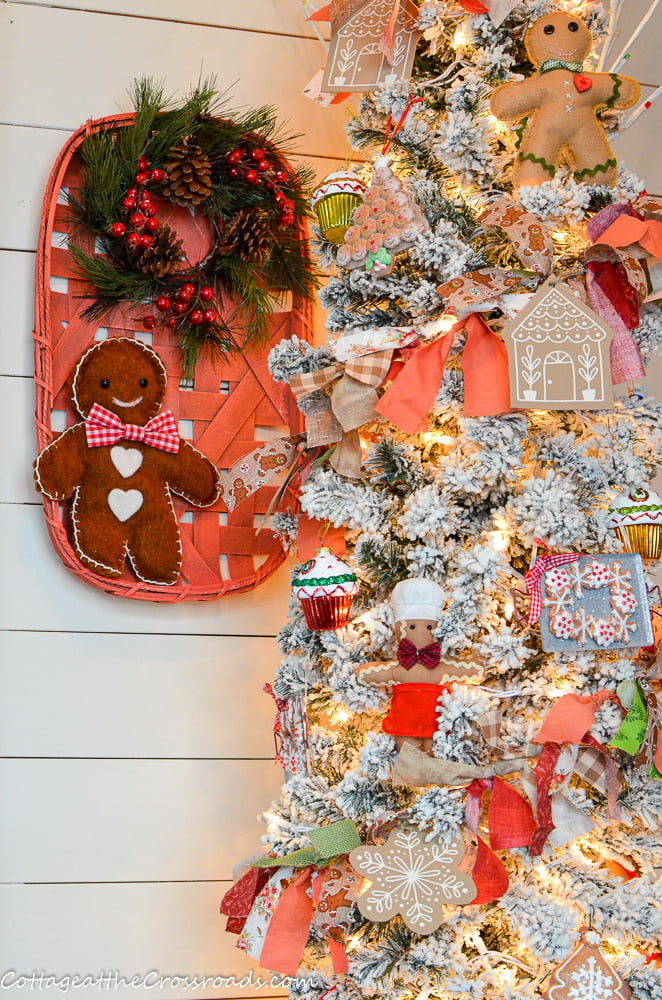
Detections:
[225, 146, 295, 226]
[108, 155, 165, 249]
[141, 283, 217, 331]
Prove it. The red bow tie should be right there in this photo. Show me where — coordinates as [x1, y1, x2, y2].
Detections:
[397, 638, 441, 670]
[85, 403, 180, 453]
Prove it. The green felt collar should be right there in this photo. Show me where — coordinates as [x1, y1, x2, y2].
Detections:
[539, 59, 584, 75]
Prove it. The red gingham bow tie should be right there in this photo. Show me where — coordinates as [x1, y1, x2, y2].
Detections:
[84, 403, 180, 453]
[397, 638, 441, 670]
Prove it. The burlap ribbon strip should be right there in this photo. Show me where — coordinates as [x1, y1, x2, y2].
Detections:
[290, 352, 393, 478]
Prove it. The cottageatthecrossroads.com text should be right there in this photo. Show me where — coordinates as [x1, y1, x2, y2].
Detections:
[0, 972, 308, 992]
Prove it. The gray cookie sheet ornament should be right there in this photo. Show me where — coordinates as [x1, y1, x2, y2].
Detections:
[539, 553, 653, 652]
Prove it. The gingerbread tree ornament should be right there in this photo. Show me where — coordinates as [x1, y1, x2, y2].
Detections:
[543, 928, 631, 1000]
[336, 156, 429, 276]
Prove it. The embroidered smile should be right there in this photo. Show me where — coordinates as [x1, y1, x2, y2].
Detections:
[111, 395, 143, 408]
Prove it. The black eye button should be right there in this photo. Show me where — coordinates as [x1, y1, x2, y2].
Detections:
[568, 21, 579, 31]
[544, 24, 555, 34]
[427, 624, 433, 630]
[100, 379, 110, 388]
[139, 378, 148, 387]
[410, 624, 415, 630]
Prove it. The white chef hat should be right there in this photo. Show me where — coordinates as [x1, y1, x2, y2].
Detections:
[390, 577, 444, 622]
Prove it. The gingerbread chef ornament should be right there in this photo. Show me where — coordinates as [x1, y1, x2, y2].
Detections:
[491, 11, 639, 189]
[357, 577, 481, 754]
[34, 337, 220, 586]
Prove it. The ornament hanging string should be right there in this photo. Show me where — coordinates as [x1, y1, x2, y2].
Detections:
[382, 96, 424, 155]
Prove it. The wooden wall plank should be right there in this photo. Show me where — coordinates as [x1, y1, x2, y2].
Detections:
[0, 632, 281, 759]
[0, 882, 285, 999]
[0, 252, 35, 377]
[9, 0, 329, 38]
[0, 504, 291, 635]
[0, 6, 350, 157]
[0, 758, 281, 882]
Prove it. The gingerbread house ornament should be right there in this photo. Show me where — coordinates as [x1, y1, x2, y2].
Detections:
[502, 280, 614, 410]
[322, 0, 423, 94]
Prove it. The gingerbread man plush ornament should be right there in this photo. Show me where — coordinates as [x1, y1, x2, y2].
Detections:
[34, 338, 220, 585]
[357, 577, 482, 754]
[491, 11, 639, 189]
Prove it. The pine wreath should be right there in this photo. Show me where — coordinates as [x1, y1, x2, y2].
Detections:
[68, 78, 317, 375]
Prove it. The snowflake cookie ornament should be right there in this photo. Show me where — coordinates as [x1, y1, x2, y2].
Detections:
[349, 827, 476, 934]
[543, 926, 631, 1000]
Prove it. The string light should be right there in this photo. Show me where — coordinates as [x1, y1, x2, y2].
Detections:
[490, 529, 510, 552]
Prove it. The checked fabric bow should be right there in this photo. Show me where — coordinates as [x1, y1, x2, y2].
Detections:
[397, 638, 441, 670]
[84, 403, 180, 454]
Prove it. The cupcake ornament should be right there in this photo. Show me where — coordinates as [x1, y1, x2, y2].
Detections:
[310, 171, 367, 244]
[292, 548, 359, 630]
[608, 487, 662, 560]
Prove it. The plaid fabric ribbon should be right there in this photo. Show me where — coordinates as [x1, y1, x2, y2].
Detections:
[525, 542, 582, 625]
[289, 351, 393, 402]
[85, 403, 179, 453]
[396, 638, 441, 670]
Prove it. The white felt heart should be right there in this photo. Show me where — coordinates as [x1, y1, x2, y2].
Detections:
[107, 489, 143, 522]
[110, 446, 143, 478]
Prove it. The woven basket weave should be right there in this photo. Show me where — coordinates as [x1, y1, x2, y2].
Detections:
[34, 113, 313, 602]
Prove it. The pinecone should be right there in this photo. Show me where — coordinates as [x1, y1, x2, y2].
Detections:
[218, 209, 271, 262]
[131, 223, 184, 277]
[162, 137, 212, 207]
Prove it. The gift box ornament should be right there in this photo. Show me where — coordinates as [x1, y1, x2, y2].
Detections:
[292, 547, 359, 629]
[311, 171, 367, 243]
[608, 487, 662, 560]
[535, 553, 653, 652]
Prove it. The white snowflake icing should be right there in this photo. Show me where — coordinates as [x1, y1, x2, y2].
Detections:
[350, 828, 476, 933]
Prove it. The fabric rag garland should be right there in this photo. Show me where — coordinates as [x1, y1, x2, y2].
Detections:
[221, 820, 362, 976]
[263, 682, 310, 775]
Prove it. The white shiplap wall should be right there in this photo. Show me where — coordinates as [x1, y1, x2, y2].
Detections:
[2, 2, 662, 997]
[0, 2, 348, 997]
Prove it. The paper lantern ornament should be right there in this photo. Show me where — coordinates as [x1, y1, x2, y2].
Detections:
[322, 0, 422, 94]
[501, 280, 614, 410]
[543, 927, 631, 1000]
[608, 487, 662, 560]
[538, 553, 653, 653]
[349, 827, 477, 934]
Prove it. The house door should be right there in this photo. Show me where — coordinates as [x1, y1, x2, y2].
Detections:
[351, 42, 385, 85]
[543, 350, 576, 402]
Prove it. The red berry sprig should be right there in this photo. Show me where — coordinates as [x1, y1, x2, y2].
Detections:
[141, 283, 217, 332]
[107, 153, 166, 252]
[224, 145, 295, 226]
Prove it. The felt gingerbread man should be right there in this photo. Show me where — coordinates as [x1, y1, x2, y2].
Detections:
[357, 577, 482, 754]
[34, 337, 220, 585]
[491, 11, 639, 189]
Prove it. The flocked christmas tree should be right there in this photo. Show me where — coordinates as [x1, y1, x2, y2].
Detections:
[220, 2, 662, 997]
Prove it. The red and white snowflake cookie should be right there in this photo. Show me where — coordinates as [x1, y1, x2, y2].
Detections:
[551, 612, 577, 639]
[591, 618, 617, 646]
[611, 589, 637, 613]
[581, 559, 612, 589]
[545, 567, 574, 593]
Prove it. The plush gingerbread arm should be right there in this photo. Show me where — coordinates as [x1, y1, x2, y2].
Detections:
[34, 424, 87, 501]
[166, 440, 220, 507]
[589, 72, 639, 110]
[357, 662, 398, 685]
[491, 77, 546, 123]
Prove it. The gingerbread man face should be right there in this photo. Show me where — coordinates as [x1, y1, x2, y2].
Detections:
[526, 12, 591, 67]
[73, 338, 167, 424]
